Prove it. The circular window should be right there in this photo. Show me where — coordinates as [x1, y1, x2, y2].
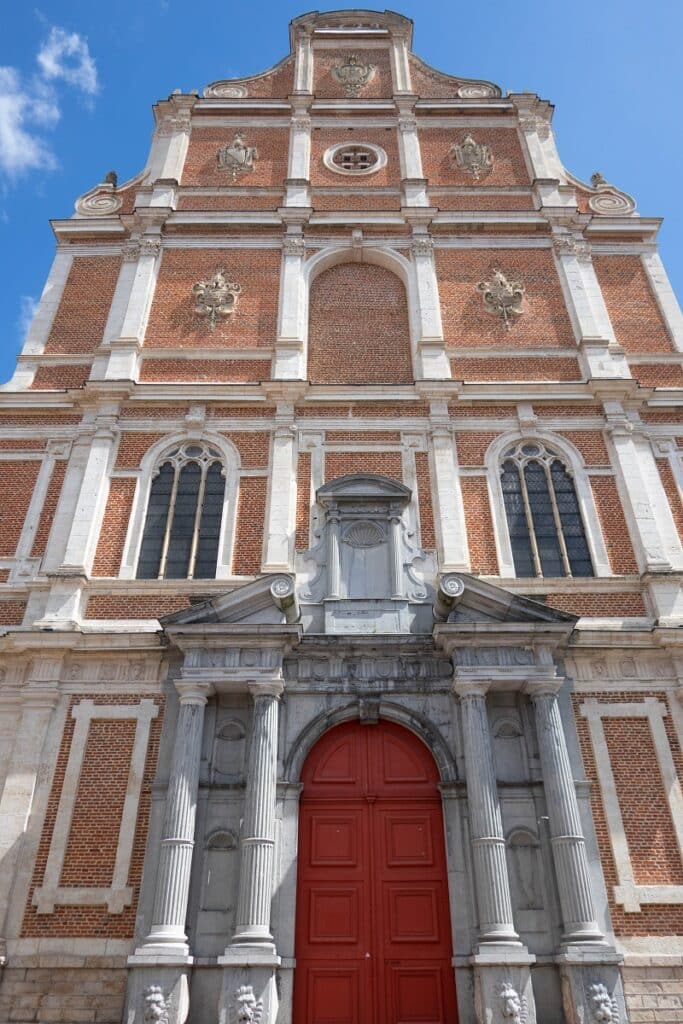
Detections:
[323, 142, 387, 176]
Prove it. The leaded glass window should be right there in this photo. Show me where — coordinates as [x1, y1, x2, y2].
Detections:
[500, 441, 593, 578]
[136, 444, 226, 580]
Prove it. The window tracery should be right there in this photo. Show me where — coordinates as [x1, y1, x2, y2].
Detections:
[500, 440, 593, 578]
[136, 443, 226, 580]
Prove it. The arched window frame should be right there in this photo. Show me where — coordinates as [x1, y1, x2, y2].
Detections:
[485, 431, 611, 579]
[119, 432, 240, 580]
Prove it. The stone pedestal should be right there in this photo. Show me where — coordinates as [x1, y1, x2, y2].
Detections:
[558, 947, 629, 1024]
[122, 962, 191, 1024]
[471, 947, 538, 1024]
[217, 949, 281, 1024]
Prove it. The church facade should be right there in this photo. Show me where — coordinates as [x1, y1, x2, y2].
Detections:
[0, 9, 682, 1024]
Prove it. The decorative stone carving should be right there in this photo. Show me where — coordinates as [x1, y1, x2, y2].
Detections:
[203, 81, 248, 98]
[498, 981, 527, 1023]
[343, 521, 386, 548]
[450, 134, 493, 180]
[588, 189, 636, 216]
[454, 646, 534, 668]
[232, 985, 263, 1024]
[331, 53, 376, 96]
[457, 83, 498, 98]
[553, 235, 592, 261]
[154, 111, 192, 137]
[192, 269, 242, 330]
[411, 236, 434, 257]
[143, 986, 169, 1024]
[74, 184, 122, 217]
[217, 133, 259, 181]
[518, 114, 551, 140]
[139, 238, 162, 259]
[291, 116, 311, 130]
[477, 269, 525, 328]
[122, 240, 141, 262]
[283, 652, 453, 685]
[591, 172, 607, 187]
[282, 235, 306, 257]
[588, 983, 619, 1023]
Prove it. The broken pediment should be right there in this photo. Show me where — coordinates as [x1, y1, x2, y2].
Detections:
[433, 573, 575, 626]
[161, 573, 299, 628]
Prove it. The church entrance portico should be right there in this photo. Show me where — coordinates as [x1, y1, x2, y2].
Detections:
[293, 719, 459, 1024]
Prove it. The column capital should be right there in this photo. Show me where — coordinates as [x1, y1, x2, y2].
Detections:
[453, 679, 491, 700]
[175, 679, 213, 705]
[247, 679, 284, 701]
[524, 678, 562, 699]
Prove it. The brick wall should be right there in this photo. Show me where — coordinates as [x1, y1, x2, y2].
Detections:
[30, 364, 91, 389]
[324, 450, 403, 482]
[31, 459, 67, 558]
[295, 451, 312, 550]
[408, 55, 461, 98]
[0, 460, 41, 556]
[415, 452, 436, 549]
[145, 248, 280, 349]
[233, 56, 294, 98]
[233, 476, 267, 574]
[85, 595, 190, 618]
[451, 356, 582, 382]
[310, 127, 400, 187]
[461, 476, 498, 573]
[574, 692, 683, 937]
[139, 358, 271, 383]
[22, 695, 163, 938]
[183, 126, 289, 187]
[92, 478, 137, 576]
[631, 363, 683, 388]
[438, 249, 576, 349]
[44, 257, 120, 354]
[590, 476, 640, 574]
[657, 458, 683, 541]
[420, 128, 530, 187]
[308, 263, 413, 384]
[313, 48, 393, 99]
[593, 255, 674, 352]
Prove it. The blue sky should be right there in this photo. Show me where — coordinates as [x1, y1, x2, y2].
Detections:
[2, 0, 682, 385]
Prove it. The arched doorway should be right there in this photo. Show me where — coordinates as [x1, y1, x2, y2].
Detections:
[293, 720, 459, 1024]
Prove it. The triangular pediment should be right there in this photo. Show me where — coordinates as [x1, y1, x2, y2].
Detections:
[161, 573, 299, 627]
[434, 573, 576, 627]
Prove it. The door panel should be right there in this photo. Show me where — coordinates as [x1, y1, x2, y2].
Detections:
[294, 721, 458, 1024]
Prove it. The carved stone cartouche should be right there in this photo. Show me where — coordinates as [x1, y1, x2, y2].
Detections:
[217, 133, 259, 181]
[477, 269, 524, 328]
[192, 269, 241, 331]
[143, 986, 169, 1024]
[450, 134, 493, 180]
[331, 53, 375, 96]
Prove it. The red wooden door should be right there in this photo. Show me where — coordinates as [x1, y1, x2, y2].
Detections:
[294, 721, 458, 1024]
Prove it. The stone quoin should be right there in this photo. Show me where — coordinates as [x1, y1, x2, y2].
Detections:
[0, 8, 682, 1024]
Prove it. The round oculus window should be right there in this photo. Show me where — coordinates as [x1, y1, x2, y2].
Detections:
[323, 142, 387, 176]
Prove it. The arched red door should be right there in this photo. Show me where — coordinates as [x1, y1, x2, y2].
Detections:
[293, 720, 459, 1024]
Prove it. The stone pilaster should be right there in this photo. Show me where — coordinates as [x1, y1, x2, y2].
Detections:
[428, 412, 470, 571]
[273, 232, 306, 379]
[98, 233, 163, 381]
[528, 682, 603, 943]
[410, 235, 451, 379]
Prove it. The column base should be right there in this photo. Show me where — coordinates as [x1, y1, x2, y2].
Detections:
[556, 945, 628, 1024]
[218, 948, 281, 1024]
[123, 960, 191, 1024]
[470, 947, 537, 1024]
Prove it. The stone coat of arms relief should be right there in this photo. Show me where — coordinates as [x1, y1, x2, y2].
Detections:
[217, 133, 259, 181]
[331, 53, 376, 96]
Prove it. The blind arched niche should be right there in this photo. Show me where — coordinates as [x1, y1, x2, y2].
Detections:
[308, 262, 413, 384]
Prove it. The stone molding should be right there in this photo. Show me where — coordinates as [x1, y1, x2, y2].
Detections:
[32, 698, 158, 914]
[580, 697, 683, 911]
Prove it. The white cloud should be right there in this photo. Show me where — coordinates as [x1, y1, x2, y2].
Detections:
[0, 66, 59, 177]
[18, 295, 38, 340]
[37, 27, 98, 96]
[0, 24, 99, 180]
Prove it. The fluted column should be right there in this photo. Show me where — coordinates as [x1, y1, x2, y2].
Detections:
[456, 682, 520, 944]
[327, 507, 342, 599]
[528, 683, 603, 943]
[231, 681, 282, 948]
[140, 680, 210, 955]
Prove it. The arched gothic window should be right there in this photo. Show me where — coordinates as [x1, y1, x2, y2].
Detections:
[136, 443, 226, 580]
[500, 440, 593, 578]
